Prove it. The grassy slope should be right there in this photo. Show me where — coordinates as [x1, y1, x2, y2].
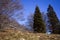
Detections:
[0, 14, 60, 40]
[0, 28, 60, 40]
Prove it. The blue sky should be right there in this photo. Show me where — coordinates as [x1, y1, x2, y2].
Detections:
[21, 0, 60, 19]
[13, 0, 60, 25]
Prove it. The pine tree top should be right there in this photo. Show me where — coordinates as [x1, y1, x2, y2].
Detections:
[35, 6, 40, 13]
[47, 4, 54, 12]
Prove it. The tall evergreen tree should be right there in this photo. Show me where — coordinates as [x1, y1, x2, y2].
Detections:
[33, 6, 46, 33]
[54, 21, 60, 34]
[47, 5, 59, 34]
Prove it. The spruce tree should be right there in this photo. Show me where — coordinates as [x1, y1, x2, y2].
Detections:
[54, 22, 60, 34]
[33, 6, 46, 33]
[47, 5, 59, 34]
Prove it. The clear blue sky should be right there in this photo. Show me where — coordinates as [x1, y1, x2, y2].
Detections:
[21, 0, 60, 19]
[13, 0, 60, 25]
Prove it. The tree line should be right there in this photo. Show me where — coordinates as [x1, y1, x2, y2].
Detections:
[30, 5, 60, 34]
[0, 0, 60, 34]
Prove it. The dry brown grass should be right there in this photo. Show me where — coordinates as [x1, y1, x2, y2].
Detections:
[0, 28, 60, 40]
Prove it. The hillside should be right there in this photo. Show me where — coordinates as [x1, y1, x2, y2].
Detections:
[0, 14, 60, 40]
[0, 28, 60, 40]
[0, 14, 30, 31]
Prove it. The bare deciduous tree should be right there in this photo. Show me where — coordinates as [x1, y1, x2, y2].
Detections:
[0, 0, 23, 17]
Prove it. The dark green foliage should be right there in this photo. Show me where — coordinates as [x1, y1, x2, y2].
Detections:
[47, 5, 59, 34]
[54, 22, 60, 34]
[33, 6, 46, 33]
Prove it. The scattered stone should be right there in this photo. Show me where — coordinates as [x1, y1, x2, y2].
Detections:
[20, 38, 25, 40]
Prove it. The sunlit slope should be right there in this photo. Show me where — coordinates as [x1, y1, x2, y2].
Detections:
[0, 28, 60, 40]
